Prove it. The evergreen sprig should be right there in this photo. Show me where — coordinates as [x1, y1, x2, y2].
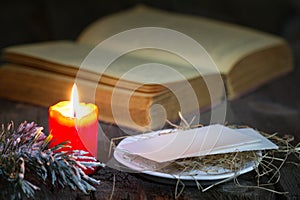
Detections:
[0, 121, 104, 199]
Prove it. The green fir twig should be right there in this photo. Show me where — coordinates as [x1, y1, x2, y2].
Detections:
[0, 121, 105, 199]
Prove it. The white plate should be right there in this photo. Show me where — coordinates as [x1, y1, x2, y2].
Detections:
[114, 129, 261, 181]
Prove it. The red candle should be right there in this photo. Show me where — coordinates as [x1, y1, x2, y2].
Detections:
[49, 84, 98, 174]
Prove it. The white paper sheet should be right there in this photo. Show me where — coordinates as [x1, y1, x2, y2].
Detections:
[120, 124, 277, 163]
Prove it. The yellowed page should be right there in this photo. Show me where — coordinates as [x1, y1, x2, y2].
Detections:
[4, 41, 92, 68]
[4, 41, 214, 85]
[78, 5, 285, 74]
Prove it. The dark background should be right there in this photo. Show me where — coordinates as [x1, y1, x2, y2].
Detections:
[0, 0, 300, 67]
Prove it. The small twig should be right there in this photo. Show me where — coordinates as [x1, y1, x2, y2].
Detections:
[267, 151, 290, 184]
[166, 119, 181, 129]
[202, 174, 237, 192]
[174, 178, 185, 199]
[109, 174, 116, 200]
[109, 136, 129, 157]
[234, 178, 288, 195]
[167, 112, 203, 130]
[178, 112, 190, 128]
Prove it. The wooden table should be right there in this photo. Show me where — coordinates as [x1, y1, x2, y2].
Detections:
[0, 67, 299, 199]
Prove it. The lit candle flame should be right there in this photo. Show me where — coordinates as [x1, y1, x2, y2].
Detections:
[70, 83, 80, 117]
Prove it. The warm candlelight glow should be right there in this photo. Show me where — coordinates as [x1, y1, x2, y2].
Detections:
[48, 83, 99, 174]
[56, 83, 90, 119]
[71, 84, 79, 117]
[71, 83, 79, 117]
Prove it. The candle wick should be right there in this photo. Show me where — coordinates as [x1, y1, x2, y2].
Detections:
[74, 111, 77, 118]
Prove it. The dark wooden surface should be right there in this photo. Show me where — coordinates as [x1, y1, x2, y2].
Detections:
[0, 67, 300, 199]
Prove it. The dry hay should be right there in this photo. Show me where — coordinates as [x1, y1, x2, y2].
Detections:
[110, 117, 300, 198]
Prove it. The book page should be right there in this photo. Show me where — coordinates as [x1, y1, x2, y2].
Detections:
[4, 41, 92, 69]
[78, 5, 285, 74]
[4, 41, 214, 85]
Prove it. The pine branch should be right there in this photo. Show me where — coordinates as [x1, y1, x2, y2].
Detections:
[0, 121, 104, 199]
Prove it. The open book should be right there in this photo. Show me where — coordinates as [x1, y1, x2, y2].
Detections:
[0, 5, 293, 131]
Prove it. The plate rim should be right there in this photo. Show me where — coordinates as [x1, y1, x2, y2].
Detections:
[113, 129, 261, 181]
